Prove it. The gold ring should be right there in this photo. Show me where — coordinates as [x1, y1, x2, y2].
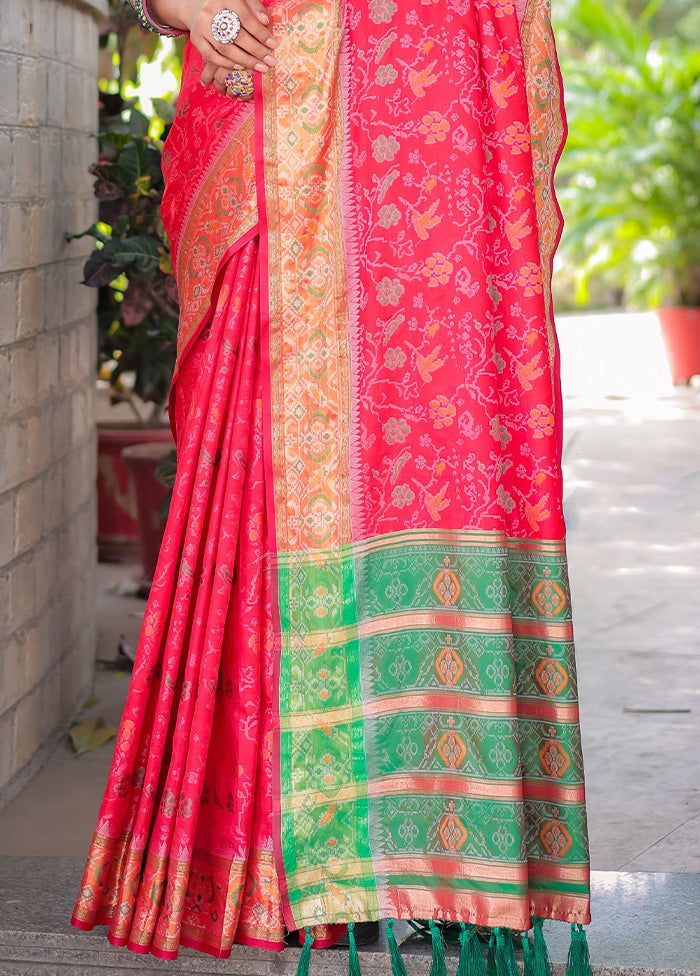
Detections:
[225, 69, 254, 100]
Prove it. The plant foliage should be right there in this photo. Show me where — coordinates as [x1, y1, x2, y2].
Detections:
[69, 98, 178, 425]
[556, 0, 700, 308]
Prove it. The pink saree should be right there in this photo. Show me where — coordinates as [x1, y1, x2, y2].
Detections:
[73, 0, 591, 965]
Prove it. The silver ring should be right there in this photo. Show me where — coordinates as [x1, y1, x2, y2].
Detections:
[211, 9, 242, 44]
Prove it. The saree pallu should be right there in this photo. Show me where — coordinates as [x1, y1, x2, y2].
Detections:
[72, 0, 591, 960]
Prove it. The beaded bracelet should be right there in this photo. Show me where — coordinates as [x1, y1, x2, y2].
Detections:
[127, 0, 187, 37]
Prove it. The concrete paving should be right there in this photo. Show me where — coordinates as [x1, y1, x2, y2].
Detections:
[0, 311, 698, 971]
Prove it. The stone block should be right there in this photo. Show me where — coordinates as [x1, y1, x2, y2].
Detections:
[39, 126, 61, 196]
[29, 0, 58, 60]
[0, 490, 16, 567]
[11, 127, 41, 200]
[59, 130, 81, 192]
[0, 417, 27, 494]
[0, 2, 31, 56]
[39, 659, 62, 739]
[40, 459, 64, 536]
[41, 261, 66, 330]
[70, 386, 90, 453]
[0, 710, 13, 791]
[0, 632, 26, 716]
[11, 685, 42, 772]
[0, 59, 19, 126]
[13, 475, 43, 557]
[45, 60, 65, 127]
[2, 411, 47, 492]
[0, 130, 12, 200]
[16, 267, 43, 339]
[58, 323, 79, 388]
[0, 200, 42, 275]
[0, 273, 18, 345]
[18, 620, 43, 696]
[6, 551, 38, 636]
[37, 197, 62, 266]
[17, 57, 47, 126]
[76, 315, 95, 377]
[0, 347, 11, 414]
[50, 393, 72, 459]
[8, 338, 40, 415]
[32, 529, 57, 611]
[36, 328, 60, 400]
[64, 66, 85, 130]
[54, 2, 76, 70]
[72, 6, 98, 71]
[48, 589, 72, 657]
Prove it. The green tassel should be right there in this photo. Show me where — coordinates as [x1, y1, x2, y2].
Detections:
[506, 931, 520, 976]
[469, 926, 486, 976]
[486, 933, 497, 976]
[457, 924, 471, 976]
[387, 919, 408, 976]
[494, 930, 519, 976]
[522, 932, 534, 976]
[429, 919, 447, 976]
[532, 917, 553, 976]
[296, 928, 313, 976]
[348, 922, 362, 976]
[566, 924, 593, 976]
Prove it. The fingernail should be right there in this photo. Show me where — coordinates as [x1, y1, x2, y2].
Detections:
[258, 12, 269, 23]
[266, 37, 279, 48]
[255, 62, 269, 73]
[263, 54, 276, 66]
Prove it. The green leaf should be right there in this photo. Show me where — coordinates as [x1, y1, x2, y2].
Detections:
[128, 108, 150, 138]
[69, 719, 118, 756]
[117, 140, 161, 193]
[82, 249, 122, 287]
[152, 98, 176, 125]
[102, 236, 162, 271]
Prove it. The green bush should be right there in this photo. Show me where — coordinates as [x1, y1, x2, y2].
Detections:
[556, 0, 700, 308]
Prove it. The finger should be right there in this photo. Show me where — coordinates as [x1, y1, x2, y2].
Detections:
[200, 60, 217, 86]
[235, 2, 278, 48]
[226, 27, 277, 68]
[197, 36, 267, 73]
[244, 0, 270, 26]
[213, 67, 228, 95]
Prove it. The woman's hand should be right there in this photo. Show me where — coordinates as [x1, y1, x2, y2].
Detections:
[188, 0, 278, 76]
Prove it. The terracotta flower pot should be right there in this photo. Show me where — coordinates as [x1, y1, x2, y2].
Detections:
[121, 439, 175, 589]
[656, 306, 700, 384]
[97, 426, 174, 564]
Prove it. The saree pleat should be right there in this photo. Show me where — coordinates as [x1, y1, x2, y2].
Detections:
[73, 240, 287, 956]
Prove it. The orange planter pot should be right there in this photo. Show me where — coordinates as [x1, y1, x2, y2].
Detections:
[97, 426, 174, 564]
[656, 306, 700, 385]
[122, 439, 175, 588]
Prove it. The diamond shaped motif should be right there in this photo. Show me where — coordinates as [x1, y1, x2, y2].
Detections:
[436, 641, 463, 686]
[433, 558, 461, 607]
[540, 816, 573, 858]
[532, 579, 567, 617]
[539, 739, 571, 778]
[439, 801, 468, 852]
[535, 657, 569, 697]
[437, 731, 467, 770]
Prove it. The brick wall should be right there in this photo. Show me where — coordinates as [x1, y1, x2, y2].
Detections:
[0, 0, 107, 804]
